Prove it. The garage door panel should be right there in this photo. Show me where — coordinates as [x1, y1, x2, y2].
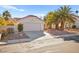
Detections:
[23, 23, 42, 31]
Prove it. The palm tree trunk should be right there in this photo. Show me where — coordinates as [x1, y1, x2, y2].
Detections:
[55, 23, 59, 30]
[60, 21, 64, 30]
[48, 23, 52, 29]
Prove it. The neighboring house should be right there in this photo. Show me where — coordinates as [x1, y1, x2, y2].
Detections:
[74, 15, 79, 28]
[20, 15, 44, 31]
[64, 15, 79, 29]
[0, 18, 20, 32]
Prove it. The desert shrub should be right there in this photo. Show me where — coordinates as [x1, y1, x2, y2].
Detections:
[1, 30, 7, 40]
[0, 28, 14, 40]
[72, 25, 76, 29]
[17, 23, 23, 32]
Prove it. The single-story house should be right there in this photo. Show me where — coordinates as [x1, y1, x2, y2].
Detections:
[0, 15, 44, 32]
[64, 15, 79, 29]
[74, 15, 79, 28]
[20, 15, 44, 31]
[0, 18, 19, 32]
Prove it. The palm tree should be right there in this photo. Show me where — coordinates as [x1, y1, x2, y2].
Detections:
[2, 10, 11, 20]
[44, 6, 77, 30]
[57, 6, 76, 30]
[44, 12, 54, 29]
[51, 11, 60, 30]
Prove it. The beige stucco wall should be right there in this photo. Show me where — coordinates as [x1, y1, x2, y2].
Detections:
[20, 16, 44, 31]
[74, 17, 79, 28]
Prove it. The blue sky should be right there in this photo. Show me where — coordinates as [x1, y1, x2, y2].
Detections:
[0, 5, 79, 18]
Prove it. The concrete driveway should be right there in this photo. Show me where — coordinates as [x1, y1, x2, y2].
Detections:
[0, 31, 45, 44]
[24, 31, 45, 40]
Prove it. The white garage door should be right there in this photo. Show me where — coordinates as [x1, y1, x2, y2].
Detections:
[23, 23, 43, 31]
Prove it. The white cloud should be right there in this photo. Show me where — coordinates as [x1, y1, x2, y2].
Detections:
[0, 5, 24, 12]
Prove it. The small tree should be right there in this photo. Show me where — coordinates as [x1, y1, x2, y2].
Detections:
[17, 23, 23, 32]
[2, 10, 11, 20]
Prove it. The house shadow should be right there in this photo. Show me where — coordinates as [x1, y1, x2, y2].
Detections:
[0, 31, 45, 45]
[55, 35, 79, 43]
[48, 29, 79, 43]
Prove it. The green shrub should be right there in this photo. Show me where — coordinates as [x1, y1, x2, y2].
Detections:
[17, 23, 23, 32]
